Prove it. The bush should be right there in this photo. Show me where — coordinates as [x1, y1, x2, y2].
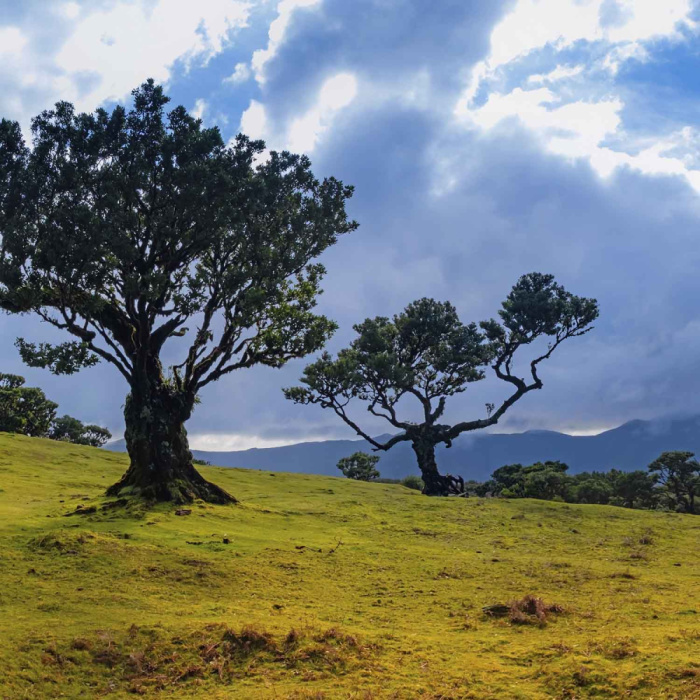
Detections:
[401, 475, 424, 491]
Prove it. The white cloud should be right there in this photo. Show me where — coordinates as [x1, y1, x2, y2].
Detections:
[613, 135, 700, 192]
[251, 0, 322, 85]
[192, 98, 208, 120]
[464, 87, 622, 155]
[485, 0, 691, 74]
[54, 0, 252, 111]
[604, 0, 694, 43]
[602, 41, 648, 75]
[459, 86, 700, 192]
[528, 64, 584, 84]
[460, 0, 693, 107]
[223, 61, 251, 85]
[287, 72, 358, 152]
[237, 73, 358, 153]
[0, 27, 27, 57]
[239, 99, 269, 140]
[455, 0, 700, 193]
[235, 72, 357, 163]
[60, 2, 81, 20]
[190, 432, 329, 451]
[487, 0, 602, 71]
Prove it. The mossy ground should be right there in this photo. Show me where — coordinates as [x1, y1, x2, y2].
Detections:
[0, 432, 699, 699]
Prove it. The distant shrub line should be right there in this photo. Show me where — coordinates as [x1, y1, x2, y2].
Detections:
[347, 451, 698, 513]
[464, 454, 698, 514]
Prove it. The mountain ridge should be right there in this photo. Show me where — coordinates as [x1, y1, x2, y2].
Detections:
[104, 415, 700, 481]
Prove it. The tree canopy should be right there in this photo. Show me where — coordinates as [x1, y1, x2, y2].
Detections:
[649, 451, 699, 514]
[285, 273, 598, 495]
[0, 372, 57, 437]
[480, 462, 660, 509]
[0, 80, 357, 503]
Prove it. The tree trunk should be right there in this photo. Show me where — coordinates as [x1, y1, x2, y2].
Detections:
[106, 387, 235, 505]
[411, 440, 464, 496]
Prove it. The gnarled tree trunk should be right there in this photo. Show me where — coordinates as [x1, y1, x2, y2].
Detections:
[411, 439, 465, 496]
[106, 385, 235, 504]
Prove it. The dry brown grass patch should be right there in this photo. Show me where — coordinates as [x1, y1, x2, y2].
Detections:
[483, 595, 564, 626]
[35, 623, 379, 693]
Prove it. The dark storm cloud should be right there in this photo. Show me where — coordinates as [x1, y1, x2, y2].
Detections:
[302, 114, 700, 436]
[220, 0, 700, 440]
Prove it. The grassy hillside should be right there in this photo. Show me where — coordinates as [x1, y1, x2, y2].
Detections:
[0, 433, 699, 699]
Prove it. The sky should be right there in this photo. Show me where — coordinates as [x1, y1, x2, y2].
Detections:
[2, 0, 700, 449]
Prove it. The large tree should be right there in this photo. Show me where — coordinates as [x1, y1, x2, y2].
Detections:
[285, 274, 598, 495]
[0, 81, 356, 504]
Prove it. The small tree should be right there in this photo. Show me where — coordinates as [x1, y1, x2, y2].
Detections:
[0, 81, 356, 503]
[49, 415, 112, 448]
[337, 451, 380, 481]
[285, 273, 597, 495]
[0, 373, 57, 437]
[648, 451, 699, 514]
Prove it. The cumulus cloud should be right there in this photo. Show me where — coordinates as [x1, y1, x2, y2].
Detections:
[0, 0, 252, 125]
[455, 0, 700, 192]
[239, 99, 269, 140]
[191, 98, 208, 120]
[0, 26, 27, 57]
[251, 0, 321, 85]
[287, 72, 358, 152]
[223, 61, 252, 85]
[60, 2, 81, 20]
[463, 88, 622, 170]
[55, 0, 252, 110]
[473, 0, 693, 77]
[528, 64, 585, 84]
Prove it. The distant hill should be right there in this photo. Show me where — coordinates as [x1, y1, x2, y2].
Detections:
[104, 415, 700, 481]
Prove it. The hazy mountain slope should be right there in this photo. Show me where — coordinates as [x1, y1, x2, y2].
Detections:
[105, 415, 700, 480]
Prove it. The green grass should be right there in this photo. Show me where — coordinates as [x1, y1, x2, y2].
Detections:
[1, 432, 699, 699]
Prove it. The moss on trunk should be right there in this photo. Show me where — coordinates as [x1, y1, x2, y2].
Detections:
[106, 388, 235, 505]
